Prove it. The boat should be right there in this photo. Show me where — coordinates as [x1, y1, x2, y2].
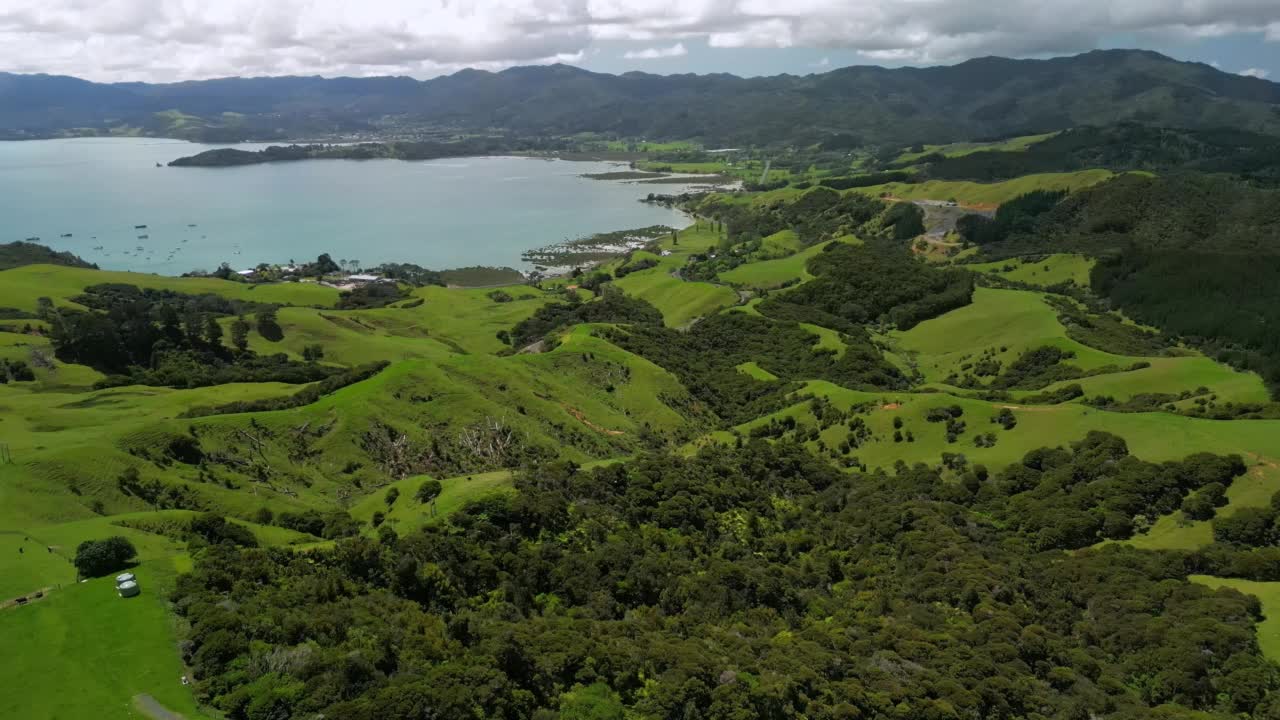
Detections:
[25, 236, 39, 241]
[60, 233, 73, 238]
[187, 223, 197, 227]
[155, 163, 163, 168]
[137, 235, 149, 240]
[134, 224, 147, 229]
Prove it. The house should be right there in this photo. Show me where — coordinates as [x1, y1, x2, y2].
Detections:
[345, 274, 382, 283]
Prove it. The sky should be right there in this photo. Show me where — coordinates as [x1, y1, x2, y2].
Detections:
[0, 0, 1276, 83]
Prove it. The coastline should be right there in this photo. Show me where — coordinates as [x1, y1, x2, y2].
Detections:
[4, 141, 698, 280]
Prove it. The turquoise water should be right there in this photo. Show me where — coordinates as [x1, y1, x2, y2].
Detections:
[0, 138, 690, 274]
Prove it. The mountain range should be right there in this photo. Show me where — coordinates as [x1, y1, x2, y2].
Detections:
[1, 49, 1278, 145]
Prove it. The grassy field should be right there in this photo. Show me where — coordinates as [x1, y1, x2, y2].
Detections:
[852, 170, 1115, 207]
[736, 361, 780, 381]
[702, 381, 1280, 479]
[887, 287, 1268, 403]
[0, 532, 76, 600]
[611, 226, 739, 327]
[1191, 576, 1280, 661]
[0, 264, 338, 312]
[965, 253, 1095, 288]
[719, 239, 835, 290]
[0, 560, 210, 720]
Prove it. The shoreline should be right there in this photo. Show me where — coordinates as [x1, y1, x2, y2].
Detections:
[6, 143, 705, 284]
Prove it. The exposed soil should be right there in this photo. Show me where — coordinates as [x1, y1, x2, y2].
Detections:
[133, 694, 186, 720]
[564, 405, 626, 435]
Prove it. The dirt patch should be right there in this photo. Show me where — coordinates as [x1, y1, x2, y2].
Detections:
[1000, 404, 1060, 412]
[1, 586, 54, 611]
[133, 694, 186, 720]
[564, 406, 625, 436]
[880, 403, 902, 410]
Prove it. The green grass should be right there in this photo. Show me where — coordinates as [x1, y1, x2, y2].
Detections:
[1191, 576, 1280, 662]
[965, 254, 1095, 288]
[1123, 460, 1280, 551]
[350, 470, 517, 535]
[0, 560, 210, 720]
[851, 170, 1115, 207]
[719, 239, 838, 290]
[0, 532, 76, 599]
[611, 226, 739, 327]
[707, 381, 1280, 478]
[0, 264, 338, 312]
[887, 287, 1268, 403]
[1026, 356, 1270, 405]
[891, 287, 1131, 384]
[800, 324, 847, 357]
[736, 361, 779, 381]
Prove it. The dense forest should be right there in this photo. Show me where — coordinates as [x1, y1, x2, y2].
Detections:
[760, 241, 974, 332]
[171, 439, 1278, 720]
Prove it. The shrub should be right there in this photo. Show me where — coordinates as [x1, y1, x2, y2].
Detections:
[416, 479, 443, 504]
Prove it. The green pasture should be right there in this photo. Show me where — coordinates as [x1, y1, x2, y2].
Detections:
[965, 253, 1095, 287]
[852, 170, 1115, 206]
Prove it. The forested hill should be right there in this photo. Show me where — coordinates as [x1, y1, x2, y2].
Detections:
[3, 49, 1279, 145]
[0, 241, 95, 271]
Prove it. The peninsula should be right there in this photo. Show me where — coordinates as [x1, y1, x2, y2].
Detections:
[168, 137, 559, 167]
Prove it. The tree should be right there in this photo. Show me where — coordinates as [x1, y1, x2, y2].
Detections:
[231, 316, 250, 352]
[302, 344, 325, 362]
[204, 316, 224, 347]
[314, 253, 340, 275]
[256, 308, 284, 342]
[73, 536, 137, 577]
[415, 479, 442, 504]
[385, 487, 400, 507]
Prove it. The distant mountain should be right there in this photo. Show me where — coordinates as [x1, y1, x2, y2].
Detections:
[2, 49, 1278, 145]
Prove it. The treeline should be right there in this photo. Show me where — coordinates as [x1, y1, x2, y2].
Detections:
[173, 439, 1279, 720]
[42, 283, 340, 388]
[180, 362, 389, 417]
[817, 170, 914, 189]
[972, 431, 1246, 550]
[759, 241, 973, 331]
[955, 189, 1065, 245]
[607, 312, 905, 423]
[503, 288, 662, 348]
[698, 186, 884, 246]
[910, 123, 1280, 186]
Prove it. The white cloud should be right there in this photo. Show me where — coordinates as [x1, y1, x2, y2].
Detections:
[0, 0, 1277, 80]
[810, 56, 830, 68]
[622, 42, 687, 59]
[1239, 67, 1270, 78]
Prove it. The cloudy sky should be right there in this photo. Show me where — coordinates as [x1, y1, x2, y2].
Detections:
[0, 0, 1277, 83]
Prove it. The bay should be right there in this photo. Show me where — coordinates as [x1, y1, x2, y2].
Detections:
[0, 138, 691, 275]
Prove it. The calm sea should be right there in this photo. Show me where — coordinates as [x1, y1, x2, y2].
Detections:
[0, 138, 691, 274]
